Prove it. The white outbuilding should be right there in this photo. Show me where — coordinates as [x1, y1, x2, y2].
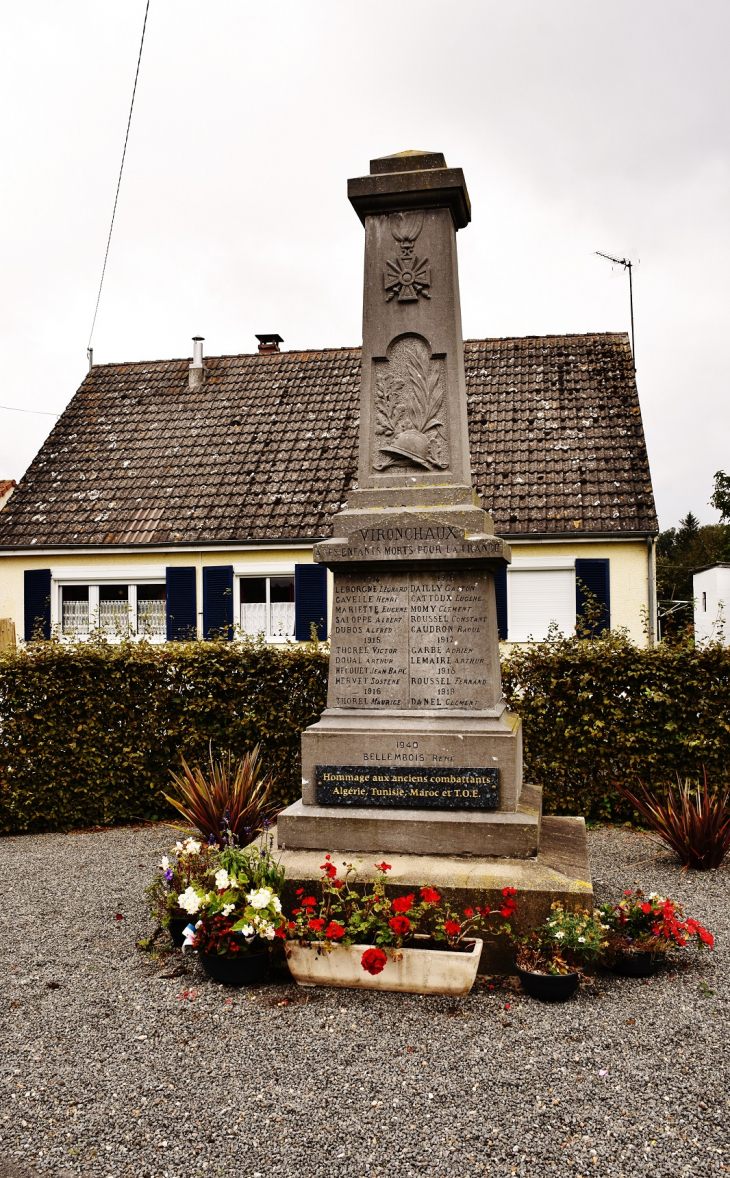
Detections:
[693, 564, 730, 645]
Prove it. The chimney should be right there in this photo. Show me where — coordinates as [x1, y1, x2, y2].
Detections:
[256, 333, 283, 354]
[189, 336, 206, 390]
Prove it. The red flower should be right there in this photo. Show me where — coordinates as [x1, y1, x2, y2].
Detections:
[623, 890, 633, 896]
[420, 887, 441, 904]
[361, 947, 387, 975]
[295, 888, 304, 896]
[375, 861, 392, 873]
[640, 902, 653, 914]
[332, 879, 344, 890]
[392, 894, 414, 914]
[389, 915, 411, 936]
[274, 924, 287, 939]
[288, 921, 296, 930]
[320, 861, 338, 879]
[464, 908, 474, 917]
[500, 901, 517, 918]
[325, 921, 345, 940]
[502, 886, 517, 898]
[115, 913, 123, 921]
[308, 918, 326, 932]
[302, 896, 317, 907]
[479, 905, 491, 917]
[444, 920, 461, 936]
[292, 908, 301, 915]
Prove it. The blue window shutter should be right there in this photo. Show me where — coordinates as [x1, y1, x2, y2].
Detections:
[575, 558, 610, 635]
[166, 567, 197, 640]
[295, 564, 328, 641]
[24, 569, 51, 640]
[494, 566, 508, 641]
[203, 565, 234, 640]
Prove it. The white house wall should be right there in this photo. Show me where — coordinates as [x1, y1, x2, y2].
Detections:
[693, 566, 730, 646]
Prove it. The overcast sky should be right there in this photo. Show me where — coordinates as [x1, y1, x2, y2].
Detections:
[1, 0, 728, 529]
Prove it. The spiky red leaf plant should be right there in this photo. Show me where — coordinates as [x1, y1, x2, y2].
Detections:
[163, 744, 276, 848]
[614, 771, 730, 870]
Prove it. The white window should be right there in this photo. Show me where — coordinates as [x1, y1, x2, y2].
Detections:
[239, 576, 295, 640]
[507, 559, 576, 642]
[57, 581, 166, 639]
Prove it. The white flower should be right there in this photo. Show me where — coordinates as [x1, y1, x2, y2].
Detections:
[178, 887, 201, 915]
[175, 841, 185, 852]
[271, 896, 282, 914]
[648, 892, 661, 902]
[555, 930, 565, 939]
[160, 856, 170, 870]
[240, 924, 254, 938]
[260, 923, 276, 940]
[214, 869, 231, 891]
[247, 888, 273, 910]
[222, 903, 235, 917]
[578, 936, 586, 943]
[184, 838, 202, 855]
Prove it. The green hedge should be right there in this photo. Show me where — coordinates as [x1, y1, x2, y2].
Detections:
[1, 628, 728, 835]
[0, 637, 328, 835]
[503, 627, 730, 821]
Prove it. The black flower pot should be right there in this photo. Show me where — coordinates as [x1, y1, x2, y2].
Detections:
[610, 951, 662, 978]
[516, 963, 580, 1003]
[200, 951, 268, 987]
[169, 917, 193, 948]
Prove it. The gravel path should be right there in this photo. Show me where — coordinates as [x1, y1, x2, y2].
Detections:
[0, 823, 727, 1178]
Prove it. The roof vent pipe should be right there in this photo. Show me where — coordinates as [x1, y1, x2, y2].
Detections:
[189, 336, 206, 390]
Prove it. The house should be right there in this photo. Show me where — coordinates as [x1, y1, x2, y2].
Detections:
[0, 479, 16, 511]
[0, 330, 658, 645]
[693, 564, 730, 645]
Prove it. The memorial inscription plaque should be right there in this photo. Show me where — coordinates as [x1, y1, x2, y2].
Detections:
[329, 569, 495, 711]
[316, 765, 499, 811]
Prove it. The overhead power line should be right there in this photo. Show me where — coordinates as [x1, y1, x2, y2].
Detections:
[0, 404, 60, 417]
[87, 0, 150, 363]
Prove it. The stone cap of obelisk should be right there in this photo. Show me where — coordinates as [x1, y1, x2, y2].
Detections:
[348, 150, 471, 230]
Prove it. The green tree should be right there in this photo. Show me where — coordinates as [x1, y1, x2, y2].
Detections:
[710, 470, 730, 522]
[657, 510, 730, 636]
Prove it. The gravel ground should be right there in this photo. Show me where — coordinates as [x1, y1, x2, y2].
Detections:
[0, 823, 727, 1178]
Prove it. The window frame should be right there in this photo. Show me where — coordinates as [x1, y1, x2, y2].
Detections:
[506, 557, 577, 643]
[51, 566, 168, 642]
[233, 562, 297, 644]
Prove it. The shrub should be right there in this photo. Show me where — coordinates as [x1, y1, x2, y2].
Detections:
[0, 635, 328, 835]
[503, 626, 730, 822]
[2, 622, 730, 835]
[614, 774, 730, 870]
[164, 745, 275, 848]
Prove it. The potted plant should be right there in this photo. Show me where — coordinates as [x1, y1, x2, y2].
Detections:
[178, 869, 287, 986]
[145, 837, 220, 947]
[513, 904, 608, 1002]
[174, 833, 287, 985]
[598, 890, 714, 977]
[284, 857, 518, 996]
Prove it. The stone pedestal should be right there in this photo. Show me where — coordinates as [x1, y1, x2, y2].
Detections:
[278, 149, 590, 905]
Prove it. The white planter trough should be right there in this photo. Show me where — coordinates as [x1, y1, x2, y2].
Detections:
[286, 937, 483, 996]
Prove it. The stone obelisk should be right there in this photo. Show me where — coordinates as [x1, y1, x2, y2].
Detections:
[278, 150, 542, 858]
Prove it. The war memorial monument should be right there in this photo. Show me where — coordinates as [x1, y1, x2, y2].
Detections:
[278, 151, 592, 933]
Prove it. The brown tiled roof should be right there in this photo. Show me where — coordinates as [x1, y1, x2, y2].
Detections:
[0, 333, 656, 548]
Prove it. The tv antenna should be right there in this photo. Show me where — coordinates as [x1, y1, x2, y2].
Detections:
[595, 251, 637, 368]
